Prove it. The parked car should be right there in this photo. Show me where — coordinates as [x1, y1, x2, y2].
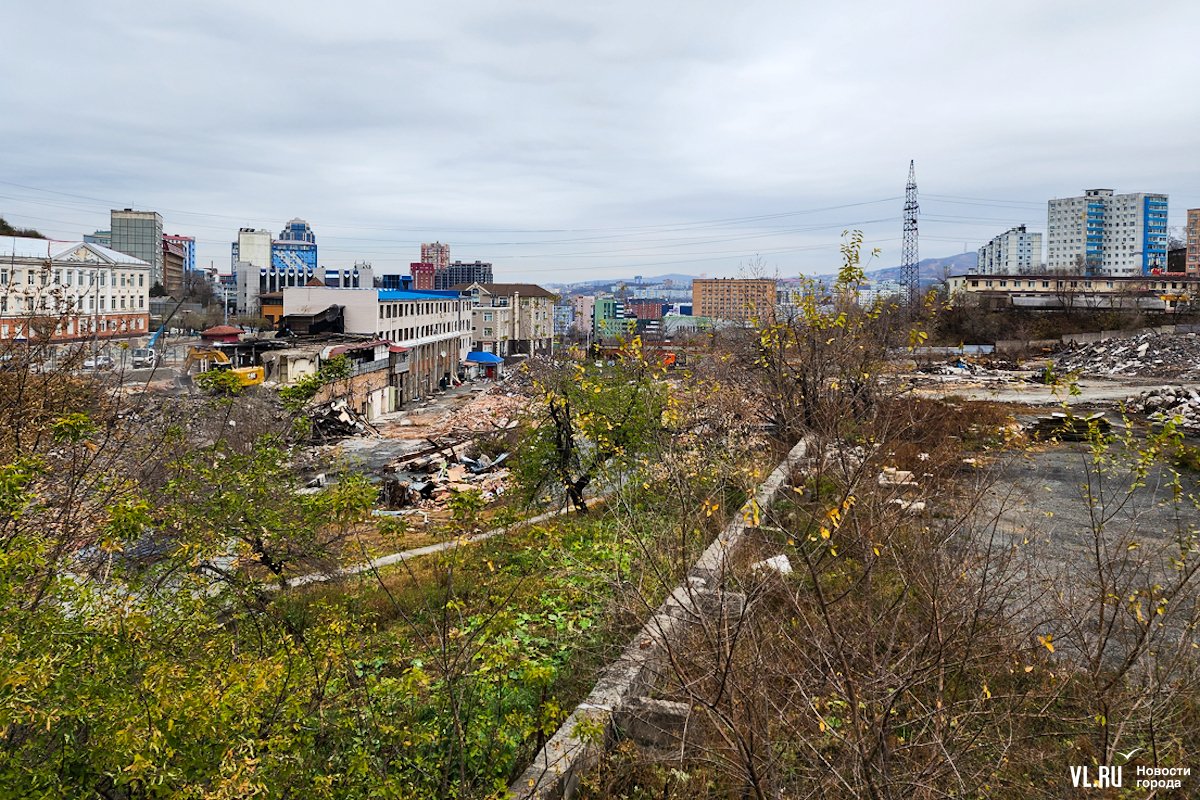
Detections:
[83, 356, 114, 370]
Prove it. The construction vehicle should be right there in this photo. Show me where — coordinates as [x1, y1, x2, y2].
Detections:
[182, 347, 265, 387]
[131, 346, 162, 369]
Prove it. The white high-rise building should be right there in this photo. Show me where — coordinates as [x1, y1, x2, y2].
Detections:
[231, 228, 274, 314]
[1046, 190, 1169, 276]
[976, 225, 1043, 274]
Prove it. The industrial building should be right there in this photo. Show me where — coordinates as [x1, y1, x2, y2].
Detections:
[281, 285, 472, 401]
[947, 272, 1199, 313]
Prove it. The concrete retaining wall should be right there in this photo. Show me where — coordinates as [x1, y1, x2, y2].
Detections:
[508, 437, 811, 799]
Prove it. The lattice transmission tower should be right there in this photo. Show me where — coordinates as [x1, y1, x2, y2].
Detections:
[901, 160, 920, 310]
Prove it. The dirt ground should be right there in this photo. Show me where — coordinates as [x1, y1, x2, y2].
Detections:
[913, 374, 1200, 407]
[977, 440, 1197, 555]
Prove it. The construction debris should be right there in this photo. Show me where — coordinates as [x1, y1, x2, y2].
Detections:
[419, 387, 529, 439]
[877, 467, 918, 488]
[889, 498, 927, 515]
[380, 438, 514, 509]
[1124, 386, 1200, 432]
[1028, 411, 1112, 441]
[751, 554, 793, 575]
[311, 400, 379, 440]
[1053, 332, 1200, 379]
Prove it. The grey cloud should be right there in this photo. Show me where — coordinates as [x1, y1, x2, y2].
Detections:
[2, 0, 1199, 281]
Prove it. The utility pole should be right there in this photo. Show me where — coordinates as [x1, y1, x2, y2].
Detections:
[901, 160, 920, 312]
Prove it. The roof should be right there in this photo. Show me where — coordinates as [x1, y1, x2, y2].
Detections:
[324, 340, 391, 357]
[305, 276, 326, 286]
[450, 282, 555, 298]
[0, 236, 150, 266]
[465, 351, 505, 364]
[378, 289, 463, 301]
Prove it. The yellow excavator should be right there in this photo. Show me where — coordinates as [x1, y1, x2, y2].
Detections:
[182, 348, 265, 387]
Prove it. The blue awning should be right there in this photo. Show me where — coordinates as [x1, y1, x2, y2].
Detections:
[464, 351, 504, 364]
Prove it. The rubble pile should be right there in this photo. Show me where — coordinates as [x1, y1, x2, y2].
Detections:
[381, 446, 513, 509]
[1053, 333, 1200, 379]
[1029, 411, 1112, 441]
[1124, 386, 1200, 432]
[311, 400, 379, 440]
[420, 388, 529, 439]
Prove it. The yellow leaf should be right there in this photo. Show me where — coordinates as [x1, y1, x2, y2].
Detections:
[982, 684, 991, 700]
[1024, 665, 1034, 673]
[1038, 635, 1055, 653]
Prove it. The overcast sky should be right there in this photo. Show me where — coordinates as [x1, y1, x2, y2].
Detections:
[3, 0, 1199, 282]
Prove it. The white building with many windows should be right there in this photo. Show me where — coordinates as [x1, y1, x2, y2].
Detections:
[976, 225, 1043, 274]
[0, 236, 151, 342]
[281, 285, 472, 398]
[1047, 190, 1169, 276]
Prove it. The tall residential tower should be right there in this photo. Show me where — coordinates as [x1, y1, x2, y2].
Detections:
[976, 225, 1042, 274]
[1047, 190, 1168, 276]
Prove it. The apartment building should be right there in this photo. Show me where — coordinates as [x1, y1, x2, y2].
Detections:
[0, 236, 151, 341]
[553, 304, 574, 335]
[976, 225, 1043, 274]
[163, 234, 196, 275]
[162, 239, 186, 297]
[571, 295, 594, 334]
[281, 285, 472, 400]
[438, 261, 492, 290]
[421, 242, 450, 270]
[1046, 190, 1169, 276]
[692, 278, 776, 321]
[453, 282, 555, 356]
[1187, 209, 1199, 277]
[591, 295, 636, 339]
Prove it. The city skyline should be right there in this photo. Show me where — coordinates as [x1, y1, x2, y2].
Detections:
[2, 1, 1199, 281]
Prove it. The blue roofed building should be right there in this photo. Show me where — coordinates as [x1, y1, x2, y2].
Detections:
[281, 284, 472, 400]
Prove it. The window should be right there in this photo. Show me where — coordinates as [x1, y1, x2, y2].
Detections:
[484, 312, 492, 322]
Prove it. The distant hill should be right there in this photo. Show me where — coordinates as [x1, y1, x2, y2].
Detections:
[0, 217, 46, 239]
[865, 252, 976, 285]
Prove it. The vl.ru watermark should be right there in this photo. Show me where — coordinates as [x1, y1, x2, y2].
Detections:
[1070, 763, 1191, 791]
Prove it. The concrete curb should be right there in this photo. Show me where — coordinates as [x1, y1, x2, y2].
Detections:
[508, 437, 811, 800]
